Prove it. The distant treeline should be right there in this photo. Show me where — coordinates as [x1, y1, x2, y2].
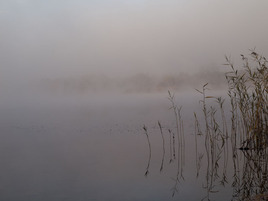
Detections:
[41, 70, 227, 94]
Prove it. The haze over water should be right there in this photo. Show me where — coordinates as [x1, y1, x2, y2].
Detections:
[1, 0, 268, 200]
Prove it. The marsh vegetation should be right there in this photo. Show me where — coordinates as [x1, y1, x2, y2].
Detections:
[143, 51, 268, 200]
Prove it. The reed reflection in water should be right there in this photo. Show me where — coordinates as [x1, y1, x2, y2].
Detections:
[143, 93, 268, 200]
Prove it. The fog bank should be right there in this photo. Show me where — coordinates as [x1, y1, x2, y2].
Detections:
[1, 0, 268, 80]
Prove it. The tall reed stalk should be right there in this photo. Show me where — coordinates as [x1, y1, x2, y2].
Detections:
[143, 125, 151, 176]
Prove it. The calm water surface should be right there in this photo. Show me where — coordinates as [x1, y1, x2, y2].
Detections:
[0, 91, 260, 200]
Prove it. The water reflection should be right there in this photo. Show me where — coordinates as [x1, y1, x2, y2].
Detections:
[143, 123, 268, 200]
[142, 90, 268, 200]
[143, 92, 186, 197]
[233, 149, 268, 201]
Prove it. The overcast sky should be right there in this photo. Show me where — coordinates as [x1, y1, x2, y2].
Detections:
[1, 0, 268, 86]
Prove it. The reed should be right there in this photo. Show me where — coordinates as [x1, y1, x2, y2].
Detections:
[143, 125, 151, 176]
[158, 121, 165, 172]
[168, 91, 185, 196]
[225, 50, 268, 150]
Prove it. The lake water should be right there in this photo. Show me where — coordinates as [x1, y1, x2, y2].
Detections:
[0, 90, 265, 201]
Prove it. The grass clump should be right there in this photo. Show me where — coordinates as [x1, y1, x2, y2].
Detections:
[225, 50, 268, 150]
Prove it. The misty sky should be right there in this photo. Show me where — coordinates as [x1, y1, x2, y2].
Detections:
[1, 0, 268, 87]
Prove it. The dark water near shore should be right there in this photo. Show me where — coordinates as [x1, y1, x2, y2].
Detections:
[0, 91, 263, 200]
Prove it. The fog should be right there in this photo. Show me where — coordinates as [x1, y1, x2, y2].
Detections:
[1, 0, 268, 95]
[2, 2, 268, 200]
